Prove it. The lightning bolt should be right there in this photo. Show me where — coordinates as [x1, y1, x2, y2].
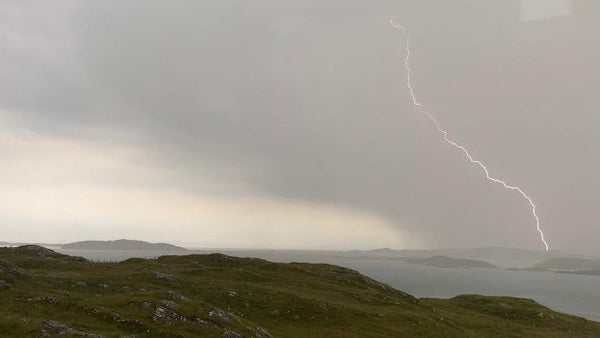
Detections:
[390, 17, 549, 251]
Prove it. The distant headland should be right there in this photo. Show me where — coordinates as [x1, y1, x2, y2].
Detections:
[61, 239, 188, 251]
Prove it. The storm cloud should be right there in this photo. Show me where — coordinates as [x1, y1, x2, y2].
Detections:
[1, 1, 599, 251]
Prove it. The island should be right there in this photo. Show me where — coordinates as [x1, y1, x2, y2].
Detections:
[531, 257, 600, 271]
[404, 255, 497, 268]
[61, 239, 188, 251]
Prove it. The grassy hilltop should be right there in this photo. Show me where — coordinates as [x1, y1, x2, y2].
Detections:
[0, 246, 599, 337]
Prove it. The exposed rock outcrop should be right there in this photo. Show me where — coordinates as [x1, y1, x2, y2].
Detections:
[41, 320, 103, 337]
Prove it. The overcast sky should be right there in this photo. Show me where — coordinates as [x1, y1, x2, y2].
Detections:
[1, 1, 598, 252]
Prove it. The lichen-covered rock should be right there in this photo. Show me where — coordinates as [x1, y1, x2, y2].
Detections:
[151, 306, 188, 324]
[42, 320, 103, 337]
[0, 259, 28, 279]
[161, 299, 179, 310]
[166, 290, 189, 302]
[150, 271, 179, 282]
[152, 307, 171, 324]
[83, 305, 148, 332]
[222, 330, 244, 338]
[134, 301, 153, 310]
[207, 307, 231, 327]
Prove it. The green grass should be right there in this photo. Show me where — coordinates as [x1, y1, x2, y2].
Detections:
[0, 245, 598, 337]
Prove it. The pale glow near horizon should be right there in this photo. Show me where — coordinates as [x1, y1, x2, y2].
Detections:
[0, 113, 412, 250]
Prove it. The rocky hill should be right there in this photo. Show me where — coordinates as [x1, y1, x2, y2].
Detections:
[0, 245, 598, 337]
